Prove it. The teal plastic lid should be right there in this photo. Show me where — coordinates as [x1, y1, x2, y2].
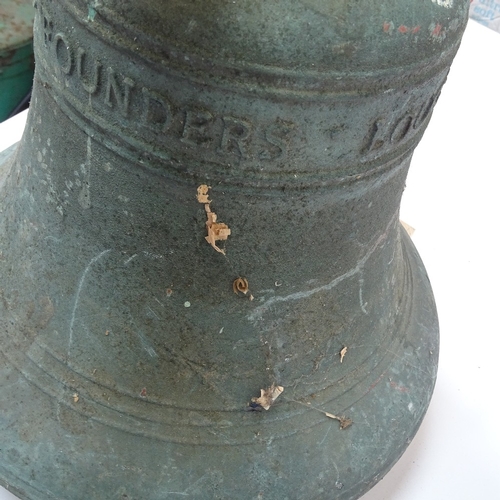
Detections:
[0, 1, 35, 121]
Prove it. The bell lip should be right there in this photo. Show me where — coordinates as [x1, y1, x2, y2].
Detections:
[0, 227, 438, 500]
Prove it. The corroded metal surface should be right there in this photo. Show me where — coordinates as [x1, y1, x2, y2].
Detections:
[0, 1, 468, 499]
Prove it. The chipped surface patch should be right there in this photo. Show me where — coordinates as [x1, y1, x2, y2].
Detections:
[250, 384, 284, 410]
[339, 346, 348, 363]
[196, 184, 211, 204]
[197, 185, 231, 254]
[325, 412, 353, 429]
[205, 208, 231, 254]
[288, 398, 353, 430]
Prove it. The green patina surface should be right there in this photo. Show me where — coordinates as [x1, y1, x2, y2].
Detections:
[0, 1, 469, 499]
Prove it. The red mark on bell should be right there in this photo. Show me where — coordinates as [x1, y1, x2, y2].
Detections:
[383, 21, 392, 33]
[412, 26, 421, 34]
[368, 371, 387, 393]
[390, 381, 409, 393]
[140, 387, 147, 397]
[432, 23, 442, 36]
[398, 25, 408, 33]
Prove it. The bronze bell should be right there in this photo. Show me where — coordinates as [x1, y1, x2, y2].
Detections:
[0, 1, 469, 499]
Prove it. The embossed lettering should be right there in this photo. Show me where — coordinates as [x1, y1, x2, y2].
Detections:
[412, 90, 440, 129]
[362, 89, 442, 158]
[36, 8, 296, 167]
[181, 109, 216, 148]
[260, 120, 295, 161]
[54, 33, 74, 75]
[361, 119, 386, 154]
[390, 115, 413, 144]
[105, 68, 135, 117]
[41, 9, 53, 47]
[76, 47, 101, 95]
[141, 88, 172, 132]
[218, 116, 251, 159]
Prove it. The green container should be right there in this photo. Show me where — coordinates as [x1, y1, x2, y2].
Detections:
[0, 1, 35, 122]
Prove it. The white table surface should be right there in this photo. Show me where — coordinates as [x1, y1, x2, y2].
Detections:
[1, 19, 500, 500]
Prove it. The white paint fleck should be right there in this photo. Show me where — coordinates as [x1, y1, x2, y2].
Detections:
[432, 0, 453, 7]
[142, 251, 164, 260]
[186, 19, 198, 33]
[248, 213, 397, 322]
[359, 278, 368, 315]
[184, 301, 191, 308]
[68, 249, 111, 359]
[319, 421, 333, 445]
[135, 328, 158, 358]
[123, 254, 138, 265]
[78, 137, 92, 209]
[146, 306, 160, 320]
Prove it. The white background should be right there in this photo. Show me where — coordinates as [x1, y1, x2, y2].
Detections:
[1, 19, 500, 500]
